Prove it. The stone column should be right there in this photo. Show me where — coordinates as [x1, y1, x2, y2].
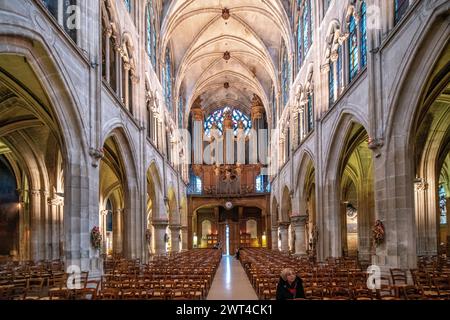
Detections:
[292, 215, 308, 256]
[113, 209, 124, 256]
[271, 225, 278, 250]
[99, 210, 108, 255]
[414, 180, 438, 256]
[279, 222, 289, 252]
[30, 189, 42, 261]
[181, 226, 188, 252]
[445, 198, 450, 255]
[152, 219, 169, 255]
[170, 225, 181, 253]
[191, 98, 204, 165]
[123, 62, 130, 109]
[48, 195, 64, 260]
[40, 190, 51, 261]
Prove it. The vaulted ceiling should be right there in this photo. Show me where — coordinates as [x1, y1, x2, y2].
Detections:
[160, 0, 293, 119]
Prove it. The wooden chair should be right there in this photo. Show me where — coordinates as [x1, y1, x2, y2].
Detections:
[24, 278, 45, 300]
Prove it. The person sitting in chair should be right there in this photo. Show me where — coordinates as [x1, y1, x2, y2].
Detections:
[276, 268, 305, 300]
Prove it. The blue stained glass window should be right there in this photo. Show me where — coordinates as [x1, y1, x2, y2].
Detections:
[360, 1, 367, 69]
[337, 45, 343, 93]
[256, 175, 270, 193]
[307, 93, 314, 132]
[349, 15, 359, 82]
[124, 0, 131, 12]
[302, 0, 311, 56]
[146, 1, 157, 70]
[188, 171, 202, 195]
[439, 185, 447, 225]
[329, 61, 335, 106]
[297, 18, 302, 71]
[256, 175, 264, 193]
[164, 48, 172, 113]
[204, 107, 252, 137]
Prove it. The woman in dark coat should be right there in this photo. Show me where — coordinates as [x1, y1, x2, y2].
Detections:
[276, 268, 305, 300]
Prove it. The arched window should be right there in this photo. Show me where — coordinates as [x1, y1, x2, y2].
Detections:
[101, 1, 118, 93]
[307, 91, 314, 132]
[121, 42, 134, 114]
[297, 15, 303, 70]
[394, 0, 409, 25]
[360, 1, 367, 69]
[42, 0, 78, 42]
[281, 43, 290, 108]
[164, 47, 173, 113]
[188, 170, 202, 195]
[146, 0, 157, 70]
[337, 45, 343, 96]
[329, 60, 335, 106]
[204, 107, 252, 137]
[329, 45, 343, 107]
[296, 0, 313, 72]
[439, 185, 447, 225]
[302, 0, 312, 57]
[348, 15, 359, 82]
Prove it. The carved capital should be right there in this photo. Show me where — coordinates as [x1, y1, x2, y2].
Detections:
[321, 63, 330, 74]
[415, 180, 429, 191]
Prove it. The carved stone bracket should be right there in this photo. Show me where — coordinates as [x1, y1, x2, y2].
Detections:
[89, 148, 105, 168]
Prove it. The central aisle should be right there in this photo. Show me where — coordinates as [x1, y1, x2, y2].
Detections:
[207, 255, 259, 300]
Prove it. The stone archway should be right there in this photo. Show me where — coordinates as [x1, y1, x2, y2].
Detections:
[338, 123, 374, 262]
[411, 50, 450, 257]
[295, 152, 316, 257]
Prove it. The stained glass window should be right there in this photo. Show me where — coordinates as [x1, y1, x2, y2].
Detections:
[204, 107, 252, 137]
[360, 1, 367, 69]
[439, 185, 447, 225]
[164, 47, 172, 113]
[146, 1, 157, 70]
[337, 45, 343, 94]
[395, 0, 409, 25]
[307, 93, 314, 132]
[329, 61, 335, 106]
[349, 15, 359, 82]
[124, 0, 131, 12]
[296, 0, 312, 72]
[256, 175, 264, 193]
[302, 0, 311, 57]
[256, 175, 270, 193]
[41, 0, 77, 42]
[297, 16, 302, 71]
[188, 171, 202, 195]
[178, 97, 184, 129]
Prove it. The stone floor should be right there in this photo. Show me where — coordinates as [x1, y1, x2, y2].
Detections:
[207, 255, 258, 300]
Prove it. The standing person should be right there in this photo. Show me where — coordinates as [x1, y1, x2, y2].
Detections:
[276, 268, 305, 300]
